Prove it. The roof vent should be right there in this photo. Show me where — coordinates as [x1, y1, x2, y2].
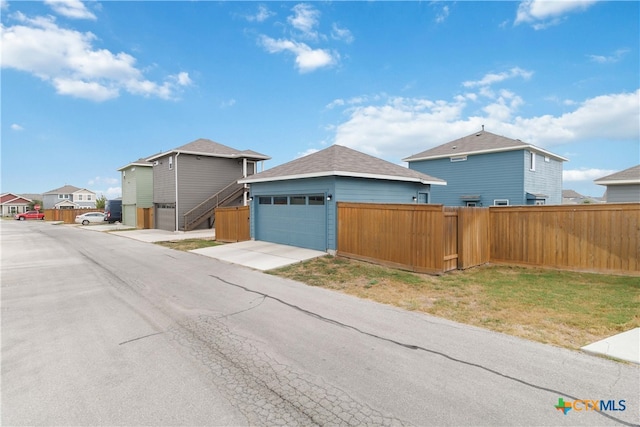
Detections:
[452, 145, 457, 150]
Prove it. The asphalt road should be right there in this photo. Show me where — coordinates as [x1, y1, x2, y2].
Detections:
[2, 221, 638, 426]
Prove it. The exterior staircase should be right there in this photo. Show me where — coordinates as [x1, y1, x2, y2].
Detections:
[183, 179, 245, 231]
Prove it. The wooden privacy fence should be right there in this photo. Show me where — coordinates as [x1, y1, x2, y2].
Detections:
[44, 209, 102, 224]
[136, 207, 154, 229]
[215, 206, 250, 242]
[337, 203, 490, 274]
[337, 202, 639, 275]
[490, 203, 639, 274]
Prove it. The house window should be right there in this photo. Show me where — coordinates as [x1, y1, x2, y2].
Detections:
[77, 195, 83, 201]
[273, 196, 288, 205]
[87, 195, 92, 201]
[258, 197, 272, 205]
[535, 200, 546, 205]
[58, 194, 70, 199]
[544, 156, 550, 163]
[169, 156, 173, 170]
[450, 156, 467, 162]
[529, 151, 536, 171]
[307, 195, 324, 205]
[290, 196, 306, 205]
[466, 202, 477, 207]
[494, 199, 509, 206]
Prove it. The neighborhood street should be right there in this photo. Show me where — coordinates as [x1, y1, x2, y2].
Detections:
[2, 221, 638, 426]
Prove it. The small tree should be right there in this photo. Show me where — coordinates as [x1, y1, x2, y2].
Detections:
[28, 199, 43, 210]
[95, 195, 107, 210]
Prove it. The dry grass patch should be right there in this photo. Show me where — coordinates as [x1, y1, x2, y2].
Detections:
[155, 238, 221, 251]
[269, 257, 640, 350]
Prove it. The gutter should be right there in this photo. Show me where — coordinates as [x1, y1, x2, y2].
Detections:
[175, 152, 180, 231]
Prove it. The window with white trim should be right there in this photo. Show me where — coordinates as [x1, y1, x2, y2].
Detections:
[169, 156, 173, 170]
[494, 199, 509, 206]
[529, 151, 536, 171]
[450, 155, 467, 162]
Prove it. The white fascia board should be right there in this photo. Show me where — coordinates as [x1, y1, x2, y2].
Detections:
[403, 145, 569, 162]
[239, 170, 446, 186]
[148, 150, 270, 161]
[594, 179, 640, 185]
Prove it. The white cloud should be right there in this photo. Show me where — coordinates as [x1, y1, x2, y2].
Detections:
[288, 3, 320, 40]
[331, 23, 353, 44]
[245, 5, 274, 23]
[44, 0, 96, 20]
[259, 35, 337, 73]
[463, 67, 533, 89]
[296, 148, 320, 158]
[515, 0, 598, 29]
[435, 5, 450, 24]
[11, 123, 24, 131]
[0, 12, 191, 101]
[220, 98, 236, 108]
[88, 176, 119, 186]
[588, 48, 629, 64]
[329, 87, 639, 161]
[563, 168, 617, 182]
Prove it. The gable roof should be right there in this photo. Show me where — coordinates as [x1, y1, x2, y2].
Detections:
[44, 185, 82, 194]
[117, 158, 154, 171]
[0, 193, 32, 204]
[239, 145, 446, 185]
[594, 165, 640, 186]
[44, 185, 95, 195]
[402, 130, 568, 162]
[562, 189, 584, 199]
[146, 138, 270, 161]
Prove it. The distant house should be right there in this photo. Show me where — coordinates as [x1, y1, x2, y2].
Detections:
[0, 193, 33, 216]
[239, 144, 445, 252]
[562, 190, 602, 204]
[594, 165, 640, 203]
[117, 158, 154, 227]
[146, 139, 270, 231]
[403, 129, 568, 206]
[43, 185, 96, 209]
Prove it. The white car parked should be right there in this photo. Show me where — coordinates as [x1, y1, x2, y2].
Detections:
[75, 212, 106, 225]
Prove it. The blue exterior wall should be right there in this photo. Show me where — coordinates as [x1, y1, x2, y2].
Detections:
[248, 176, 431, 250]
[524, 151, 563, 205]
[408, 150, 526, 206]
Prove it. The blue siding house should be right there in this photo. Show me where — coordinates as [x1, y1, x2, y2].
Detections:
[403, 130, 567, 206]
[239, 145, 445, 252]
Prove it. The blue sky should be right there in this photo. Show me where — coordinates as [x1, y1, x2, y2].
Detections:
[2, 0, 638, 199]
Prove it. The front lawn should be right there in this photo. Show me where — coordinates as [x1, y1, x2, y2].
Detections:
[269, 257, 639, 350]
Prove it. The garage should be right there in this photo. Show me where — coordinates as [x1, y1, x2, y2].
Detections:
[255, 194, 326, 251]
[155, 203, 176, 231]
[239, 145, 446, 253]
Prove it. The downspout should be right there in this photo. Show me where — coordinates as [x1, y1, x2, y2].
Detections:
[174, 152, 180, 231]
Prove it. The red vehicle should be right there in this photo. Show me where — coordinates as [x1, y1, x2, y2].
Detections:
[15, 210, 45, 221]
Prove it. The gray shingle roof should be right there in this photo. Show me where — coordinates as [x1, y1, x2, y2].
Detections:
[147, 138, 270, 161]
[239, 145, 446, 185]
[594, 165, 640, 185]
[44, 185, 82, 194]
[402, 130, 567, 162]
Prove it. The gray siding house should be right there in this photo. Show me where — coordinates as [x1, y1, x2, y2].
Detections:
[43, 185, 97, 209]
[403, 130, 567, 206]
[239, 144, 445, 252]
[117, 159, 154, 227]
[594, 165, 640, 203]
[147, 139, 270, 231]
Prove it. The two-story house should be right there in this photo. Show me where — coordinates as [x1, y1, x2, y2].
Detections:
[146, 139, 270, 231]
[117, 158, 154, 227]
[594, 165, 640, 203]
[43, 185, 97, 209]
[403, 129, 568, 206]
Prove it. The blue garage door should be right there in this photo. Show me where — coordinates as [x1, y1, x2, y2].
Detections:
[255, 194, 327, 251]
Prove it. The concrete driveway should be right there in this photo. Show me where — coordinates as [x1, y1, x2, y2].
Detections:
[76, 224, 326, 270]
[191, 240, 327, 271]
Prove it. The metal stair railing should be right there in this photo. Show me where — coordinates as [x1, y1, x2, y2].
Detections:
[183, 178, 245, 231]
